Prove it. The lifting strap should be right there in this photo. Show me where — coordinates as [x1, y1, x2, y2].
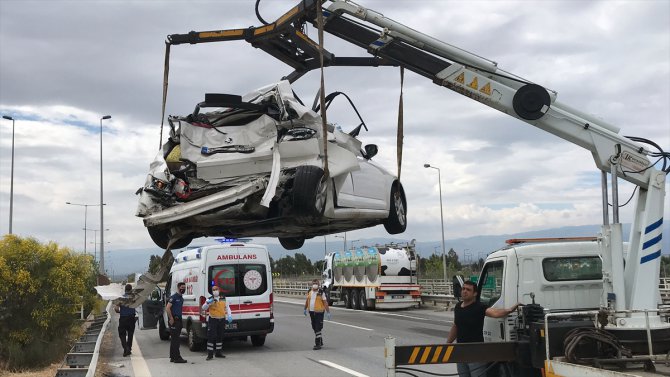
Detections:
[316, 0, 329, 178]
[397, 66, 404, 180]
[159, 41, 171, 150]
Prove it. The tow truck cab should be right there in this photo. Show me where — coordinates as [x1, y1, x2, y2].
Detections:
[479, 239, 607, 343]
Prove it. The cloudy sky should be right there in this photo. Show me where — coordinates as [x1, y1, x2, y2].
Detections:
[1, 0, 668, 255]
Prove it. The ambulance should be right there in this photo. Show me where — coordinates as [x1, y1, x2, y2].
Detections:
[148, 242, 274, 350]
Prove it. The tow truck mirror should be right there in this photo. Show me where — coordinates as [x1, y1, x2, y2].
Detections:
[364, 144, 378, 159]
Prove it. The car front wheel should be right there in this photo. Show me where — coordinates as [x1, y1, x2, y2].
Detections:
[383, 182, 407, 234]
[278, 237, 305, 250]
[147, 227, 193, 250]
[292, 165, 327, 222]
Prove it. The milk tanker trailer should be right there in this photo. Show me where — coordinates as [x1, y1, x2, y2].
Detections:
[322, 242, 421, 310]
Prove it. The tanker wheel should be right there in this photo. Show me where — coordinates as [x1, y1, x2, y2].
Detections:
[352, 289, 361, 310]
[344, 289, 353, 309]
[358, 289, 368, 311]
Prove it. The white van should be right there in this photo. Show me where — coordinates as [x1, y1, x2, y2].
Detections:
[145, 242, 274, 350]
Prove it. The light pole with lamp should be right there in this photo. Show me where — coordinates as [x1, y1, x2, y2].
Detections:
[87, 228, 110, 263]
[2, 115, 15, 234]
[334, 233, 346, 252]
[66, 202, 103, 254]
[424, 163, 448, 283]
[100, 115, 111, 275]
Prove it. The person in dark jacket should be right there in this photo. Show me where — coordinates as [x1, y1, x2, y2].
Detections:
[446, 281, 519, 377]
[166, 282, 187, 363]
[114, 284, 136, 357]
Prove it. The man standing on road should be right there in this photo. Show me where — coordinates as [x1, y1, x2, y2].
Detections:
[201, 285, 233, 360]
[446, 281, 519, 377]
[166, 282, 187, 363]
[304, 279, 331, 350]
[114, 284, 136, 357]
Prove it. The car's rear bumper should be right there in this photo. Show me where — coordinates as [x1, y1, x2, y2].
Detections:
[143, 178, 267, 227]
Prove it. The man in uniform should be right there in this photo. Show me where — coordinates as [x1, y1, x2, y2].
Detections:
[166, 282, 187, 363]
[303, 279, 331, 350]
[201, 285, 233, 360]
[114, 283, 136, 357]
[447, 281, 520, 377]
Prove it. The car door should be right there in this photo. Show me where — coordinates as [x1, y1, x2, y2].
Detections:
[236, 247, 271, 325]
[479, 258, 506, 342]
[350, 159, 389, 210]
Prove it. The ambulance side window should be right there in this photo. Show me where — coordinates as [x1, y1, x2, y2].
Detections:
[209, 266, 239, 297]
[239, 264, 267, 296]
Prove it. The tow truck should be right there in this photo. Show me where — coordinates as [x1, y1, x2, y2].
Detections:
[129, 1, 668, 375]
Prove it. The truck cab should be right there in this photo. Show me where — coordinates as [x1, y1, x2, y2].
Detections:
[479, 238, 608, 342]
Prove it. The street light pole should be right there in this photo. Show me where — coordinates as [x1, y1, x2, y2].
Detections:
[3, 115, 15, 234]
[424, 163, 447, 283]
[334, 233, 347, 252]
[100, 115, 111, 274]
[66, 202, 100, 254]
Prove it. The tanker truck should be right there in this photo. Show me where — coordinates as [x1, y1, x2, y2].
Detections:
[321, 242, 421, 310]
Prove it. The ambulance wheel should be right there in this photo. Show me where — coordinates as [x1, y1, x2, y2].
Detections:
[383, 182, 407, 234]
[358, 289, 368, 311]
[343, 289, 353, 309]
[251, 335, 266, 347]
[158, 317, 170, 340]
[278, 237, 305, 250]
[187, 325, 203, 351]
[352, 290, 361, 310]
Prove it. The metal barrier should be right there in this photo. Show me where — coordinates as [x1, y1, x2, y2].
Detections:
[56, 302, 111, 377]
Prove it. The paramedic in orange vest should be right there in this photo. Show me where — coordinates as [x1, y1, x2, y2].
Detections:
[201, 285, 232, 360]
[304, 279, 331, 350]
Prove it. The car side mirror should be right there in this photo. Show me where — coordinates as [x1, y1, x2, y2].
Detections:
[364, 144, 378, 159]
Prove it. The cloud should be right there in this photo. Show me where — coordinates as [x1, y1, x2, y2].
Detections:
[1, 0, 668, 256]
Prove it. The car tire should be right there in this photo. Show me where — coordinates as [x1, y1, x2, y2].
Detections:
[359, 289, 368, 311]
[383, 182, 407, 234]
[292, 165, 327, 222]
[352, 289, 361, 310]
[251, 335, 266, 347]
[147, 227, 193, 250]
[158, 317, 170, 341]
[187, 325, 203, 351]
[278, 237, 305, 250]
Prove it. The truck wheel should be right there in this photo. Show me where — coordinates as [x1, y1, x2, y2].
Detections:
[187, 325, 203, 351]
[292, 165, 327, 223]
[251, 335, 266, 347]
[352, 290, 361, 310]
[158, 317, 170, 340]
[383, 182, 407, 234]
[344, 289, 353, 309]
[147, 226, 193, 250]
[278, 237, 305, 250]
[359, 289, 368, 311]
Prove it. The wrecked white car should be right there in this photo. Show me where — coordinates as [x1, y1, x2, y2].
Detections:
[136, 81, 406, 250]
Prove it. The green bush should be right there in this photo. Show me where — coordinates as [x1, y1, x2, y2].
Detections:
[0, 235, 97, 371]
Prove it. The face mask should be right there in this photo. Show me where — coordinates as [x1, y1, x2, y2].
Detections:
[179, 288, 186, 294]
[312, 284, 318, 290]
[213, 290, 220, 297]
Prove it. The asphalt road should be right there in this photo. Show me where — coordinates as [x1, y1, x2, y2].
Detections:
[99, 297, 458, 377]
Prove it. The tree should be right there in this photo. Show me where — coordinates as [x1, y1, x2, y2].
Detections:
[0, 235, 97, 370]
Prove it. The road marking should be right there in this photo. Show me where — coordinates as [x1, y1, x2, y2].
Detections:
[326, 321, 373, 331]
[274, 298, 439, 322]
[131, 336, 152, 377]
[318, 360, 370, 377]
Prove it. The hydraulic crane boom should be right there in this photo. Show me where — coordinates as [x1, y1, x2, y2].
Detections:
[165, 0, 667, 329]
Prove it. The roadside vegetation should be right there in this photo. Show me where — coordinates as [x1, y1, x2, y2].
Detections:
[0, 235, 98, 371]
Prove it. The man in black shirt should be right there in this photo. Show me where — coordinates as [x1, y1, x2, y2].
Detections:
[446, 281, 519, 377]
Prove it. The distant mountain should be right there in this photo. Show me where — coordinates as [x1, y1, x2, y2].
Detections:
[104, 223, 668, 280]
